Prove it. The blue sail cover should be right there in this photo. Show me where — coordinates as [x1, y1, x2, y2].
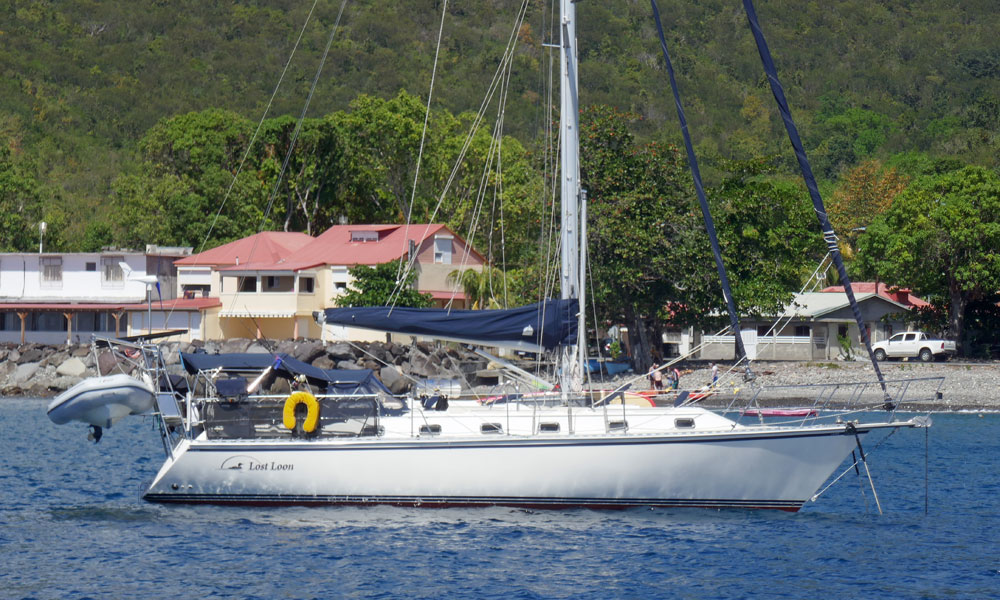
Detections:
[316, 299, 578, 352]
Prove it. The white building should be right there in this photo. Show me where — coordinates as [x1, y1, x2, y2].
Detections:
[0, 246, 191, 344]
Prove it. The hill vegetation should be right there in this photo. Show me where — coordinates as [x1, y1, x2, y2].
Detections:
[3, 0, 1000, 355]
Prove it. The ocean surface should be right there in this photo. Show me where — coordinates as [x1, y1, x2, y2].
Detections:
[1, 398, 997, 600]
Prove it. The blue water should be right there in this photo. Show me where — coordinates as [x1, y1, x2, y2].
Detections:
[1, 399, 997, 599]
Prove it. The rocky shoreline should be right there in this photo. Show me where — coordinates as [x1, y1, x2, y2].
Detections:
[2, 339, 997, 411]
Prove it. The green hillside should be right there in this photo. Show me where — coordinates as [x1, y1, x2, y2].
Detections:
[2, 0, 1000, 244]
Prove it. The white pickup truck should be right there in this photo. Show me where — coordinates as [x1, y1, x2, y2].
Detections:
[871, 331, 957, 362]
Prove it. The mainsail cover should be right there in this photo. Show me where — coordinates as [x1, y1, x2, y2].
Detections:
[315, 299, 578, 352]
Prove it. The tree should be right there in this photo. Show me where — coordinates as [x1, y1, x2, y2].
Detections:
[857, 166, 1000, 353]
[335, 259, 432, 308]
[704, 160, 826, 322]
[112, 109, 275, 249]
[446, 267, 503, 309]
[828, 160, 909, 258]
[255, 115, 348, 235]
[0, 145, 42, 251]
[581, 105, 691, 369]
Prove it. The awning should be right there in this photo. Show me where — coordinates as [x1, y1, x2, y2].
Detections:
[219, 310, 296, 318]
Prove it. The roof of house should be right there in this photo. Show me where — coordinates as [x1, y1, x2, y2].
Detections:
[219, 224, 482, 272]
[783, 292, 909, 319]
[821, 282, 930, 308]
[174, 232, 314, 268]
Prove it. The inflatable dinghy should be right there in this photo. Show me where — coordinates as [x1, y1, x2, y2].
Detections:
[48, 373, 156, 429]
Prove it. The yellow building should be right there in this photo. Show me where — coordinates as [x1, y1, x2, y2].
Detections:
[174, 226, 486, 342]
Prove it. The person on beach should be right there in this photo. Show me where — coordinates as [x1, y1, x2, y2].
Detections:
[672, 366, 681, 390]
[711, 362, 719, 386]
[648, 363, 663, 390]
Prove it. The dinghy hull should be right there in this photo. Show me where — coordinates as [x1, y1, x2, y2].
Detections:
[47, 374, 155, 429]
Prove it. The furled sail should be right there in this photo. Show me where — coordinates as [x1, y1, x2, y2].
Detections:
[314, 299, 578, 352]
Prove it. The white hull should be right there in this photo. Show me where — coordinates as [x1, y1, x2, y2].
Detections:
[144, 420, 879, 511]
[47, 373, 155, 429]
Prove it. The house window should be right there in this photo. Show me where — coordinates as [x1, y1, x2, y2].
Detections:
[238, 276, 257, 293]
[757, 325, 772, 336]
[350, 230, 379, 243]
[40, 257, 62, 287]
[434, 236, 453, 264]
[299, 277, 314, 294]
[85, 262, 97, 272]
[838, 325, 849, 339]
[794, 325, 810, 337]
[334, 282, 347, 292]
[101, 256, 124, 286]
[263, 275, 293, 292]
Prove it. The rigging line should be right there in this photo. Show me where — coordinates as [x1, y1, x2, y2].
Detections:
[496, 34, 516, 309]
[742, 0, 890, 405]
[811, 427, 900, 502]
[164, 0, 321, 326]
[439, 88, 508, 310]
[757, 253, 832, 342]
[395, 0, 449, 295]
[259, 0, 348, 231]
[649, 0, 750, 369]
[419, 0, 529, 231]
[390, 0, 530, 307]
[222, 0, 348, 321]
[442, 123, 500, 311]
[197, 0, 321, 252]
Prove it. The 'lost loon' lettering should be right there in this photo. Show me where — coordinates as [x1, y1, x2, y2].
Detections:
[220, 456, 294, 472]
[249, 462, 294, 471]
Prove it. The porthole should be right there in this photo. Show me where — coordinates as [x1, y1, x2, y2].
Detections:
[419, 424, 442, 435]
[539, 422, 560, 433]
[481, 423, 503, 434]
[674, 418, 695, 429]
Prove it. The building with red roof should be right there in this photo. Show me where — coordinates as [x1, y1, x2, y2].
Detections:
[177, 225, 485, 341]
[820, 282, 930, 309]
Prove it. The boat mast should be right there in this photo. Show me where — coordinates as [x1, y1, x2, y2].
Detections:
[559, 0, 584, 393]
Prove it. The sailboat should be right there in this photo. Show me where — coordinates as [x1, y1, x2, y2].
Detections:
[49, 0, 935, 511]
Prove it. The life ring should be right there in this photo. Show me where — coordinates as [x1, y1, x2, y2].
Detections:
[283, 391, 320, 433]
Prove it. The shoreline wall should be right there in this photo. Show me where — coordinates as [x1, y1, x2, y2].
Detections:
[0, 338, 494, 398]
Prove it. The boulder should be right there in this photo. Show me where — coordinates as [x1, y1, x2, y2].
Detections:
[293, 340, 325, 364]
[10, 362, 41, 386]
[336, 360, 362, 370]
[246, 342, 272, 354]
[312, 356, 335, 370]
[19, 347, 44, 363]
[56, 357, 88, 377]
[326, 343, 355, 361]
[221, 338, 252, 354]
[379, 365, 409, 394]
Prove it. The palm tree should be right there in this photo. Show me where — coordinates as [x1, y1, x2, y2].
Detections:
[447, 267, 501, 309]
